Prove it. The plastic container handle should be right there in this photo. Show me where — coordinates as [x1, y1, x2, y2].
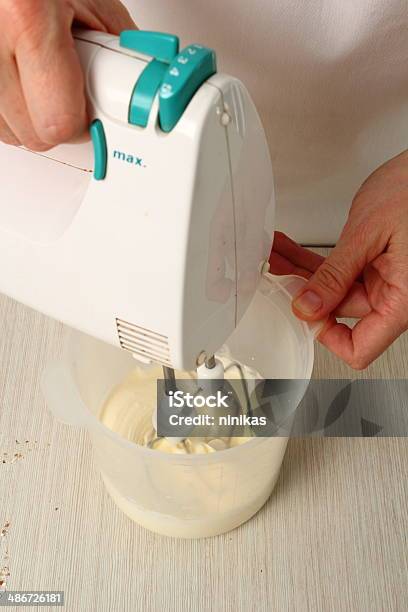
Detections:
[264, 273, 326, 338]
[41, 362, 94, 428]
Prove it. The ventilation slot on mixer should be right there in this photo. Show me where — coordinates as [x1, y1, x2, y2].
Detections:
[116, 319, 172, 366]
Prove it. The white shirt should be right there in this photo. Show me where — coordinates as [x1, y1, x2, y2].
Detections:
[123, 1, 408, 244]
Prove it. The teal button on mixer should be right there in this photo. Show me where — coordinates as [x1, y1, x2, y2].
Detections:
[159, 45, 217, 132]
[90, 119, 107, 180]
[119, 31, 180, 63]
[120, 30, 217, 132]
[128, 59, 168, 127]
[120, 31, 180, 128]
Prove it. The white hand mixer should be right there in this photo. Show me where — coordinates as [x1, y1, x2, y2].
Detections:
[0, 29, 275, 441]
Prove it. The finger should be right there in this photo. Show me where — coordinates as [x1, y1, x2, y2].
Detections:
[272, 231, 325, 273]
[334, 283, 372, 318]
[0, 51, 48, 150]
[292, 221, 389, 321]
[0, 115, 20, 146]
[74, 0, 137, 35]
[270, 250, 371, 317]
[15, 3, 87, 146]
[104, 0, 137, 34]
[318, 310, 406, 369]
[270, 233, 372, 318]
[70, 3, 108, 32]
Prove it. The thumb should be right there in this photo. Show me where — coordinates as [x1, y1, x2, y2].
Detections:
[292, 232, 367, 321]
[80, 0, 137, 35]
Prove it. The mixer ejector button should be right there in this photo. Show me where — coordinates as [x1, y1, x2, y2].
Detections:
[196, 351, 207, 367]
[221, 112, 231, 127]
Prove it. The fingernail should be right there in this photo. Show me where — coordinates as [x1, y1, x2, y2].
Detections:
[293, 290, 322, 315]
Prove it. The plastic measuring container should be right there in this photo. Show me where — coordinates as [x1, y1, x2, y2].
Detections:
[42, 274, 317, 538]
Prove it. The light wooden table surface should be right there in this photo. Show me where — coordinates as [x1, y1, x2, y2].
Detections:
[0, 250, 407, 612]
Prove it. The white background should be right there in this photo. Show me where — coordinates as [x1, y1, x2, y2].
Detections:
[122, 0, 408, 244]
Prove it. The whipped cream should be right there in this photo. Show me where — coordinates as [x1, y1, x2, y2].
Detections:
[99, 353, 260, 454]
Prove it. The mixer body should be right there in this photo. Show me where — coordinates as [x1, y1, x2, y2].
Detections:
[0, 30, 274, 370]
